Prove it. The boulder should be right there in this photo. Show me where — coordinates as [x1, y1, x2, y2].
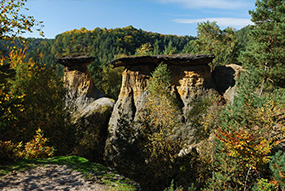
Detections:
[57, 56, 114, 162]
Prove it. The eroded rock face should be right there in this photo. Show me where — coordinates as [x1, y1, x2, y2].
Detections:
[107, 55, 217, 137]
[57, 56, 114, 162]
[57, 56, 105, 109]
[212, 64, 244, 103]
[104, 55, 218, 187]
[168, 63, 217, 117]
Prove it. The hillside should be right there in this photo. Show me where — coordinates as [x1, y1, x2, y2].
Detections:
[21, 25, 194, 73]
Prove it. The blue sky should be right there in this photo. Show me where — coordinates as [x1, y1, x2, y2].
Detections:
[24, 0, 257, 39]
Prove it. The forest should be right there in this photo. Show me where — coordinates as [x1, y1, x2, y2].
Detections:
[0, 0, 284, 190]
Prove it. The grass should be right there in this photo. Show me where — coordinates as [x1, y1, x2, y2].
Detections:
[0, 156, 139, 191]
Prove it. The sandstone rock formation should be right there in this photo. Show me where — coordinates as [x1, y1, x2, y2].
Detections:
[107, 54, 217, 136]
[212, 64, 244, 103]
[57, 56, 105, 109]
[57, 56, 114, 162]
[104, 54, 218, 188]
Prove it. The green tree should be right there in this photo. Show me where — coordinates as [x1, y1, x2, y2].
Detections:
[185, 21, 237, 67]
[0, 0, 43, 142]
[152, 39, 161, 55]
[13, 55, 73, 155]
[0, 0, 44, 41]
[0, 56, 24, 131]
[206, 1, 285, 189]
[98, 64, 124, 100]
[270, 151, 285, 189]
[239, 0, 285, 91]
[0, 48, 74, 155]
[206, 70, 284, 190]
[137, 63, 184, 189]
[163, 40, 177, 55]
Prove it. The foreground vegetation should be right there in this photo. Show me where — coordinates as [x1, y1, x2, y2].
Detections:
[0, 0, 284, 190]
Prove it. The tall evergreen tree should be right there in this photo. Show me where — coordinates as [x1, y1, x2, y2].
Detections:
[239, 0, 285, 91]
[206, 1, 285, 189]
[184, 21, 237, 67]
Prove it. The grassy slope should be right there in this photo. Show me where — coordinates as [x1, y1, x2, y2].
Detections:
[0, 156, 139, 191]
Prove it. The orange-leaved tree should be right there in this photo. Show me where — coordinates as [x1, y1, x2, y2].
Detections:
[207, 70, 284, 190]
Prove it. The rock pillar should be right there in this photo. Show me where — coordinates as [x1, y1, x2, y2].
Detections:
[57, 56, 114, 162]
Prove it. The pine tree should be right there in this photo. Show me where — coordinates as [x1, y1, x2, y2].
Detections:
[239, 0, 285, 91]
[186, 21, 237, 67]
[207, 1, 285, 189]
[270, 151, 285, 189]
[137, 63, 184, 189]
[206, 68, 284, 190]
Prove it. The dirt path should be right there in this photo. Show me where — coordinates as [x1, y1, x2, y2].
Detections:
[0, 164, 109, 191]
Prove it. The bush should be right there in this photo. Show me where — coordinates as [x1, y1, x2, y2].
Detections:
[252, 178, 278, 191]
[21, 128, 55, 159]
[270, 150, 285, 189]
[0, 140, 22, 164]
[0, 48, 74, 155]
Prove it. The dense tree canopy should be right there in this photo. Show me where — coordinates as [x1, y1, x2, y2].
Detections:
[239, 0, 285, 91]
[183, 21, 238, 68]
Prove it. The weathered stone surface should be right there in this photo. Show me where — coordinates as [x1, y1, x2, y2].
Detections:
[111, 54, 215, 67]
[212, 64, 244, 103]
[57, 56, 105, 109]
[107, 54, 217, 135]
[104, 55, 218, 188]
[71, 97, 114, 162]
[57, 56, 114, 162]
[56, 56, 96, 70]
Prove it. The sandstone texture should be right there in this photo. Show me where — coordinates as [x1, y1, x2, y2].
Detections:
[212, 64, 244, 103]
[57, 56, 114, 162]
[57, 56, 105, 109]
[104, 54, 218, 186]
[107, 54, 217, 137]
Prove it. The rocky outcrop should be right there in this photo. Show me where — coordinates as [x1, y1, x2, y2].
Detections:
[212, 64, 244, 103]
[57, 56, 105, 109]
[57, 56, 114, 162]
[104, 54, 218, 189]
[106, 54, 217, 136]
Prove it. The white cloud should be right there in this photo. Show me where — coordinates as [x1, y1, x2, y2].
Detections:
[173, 18, 253, 28]
[157, 0, 249, 9]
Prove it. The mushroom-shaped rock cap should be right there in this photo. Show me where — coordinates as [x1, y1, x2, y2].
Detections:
[111, 54, 215, 67]
[56, 56, 95, 68]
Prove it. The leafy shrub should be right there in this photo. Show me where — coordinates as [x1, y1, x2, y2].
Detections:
[0, 140, 22, 163]
[21, 128, 55, 159]
[270, 150, 285, 189]
[252, 178, 278, 191]
[164, 180, 196, 191]
[1, 48, 74, 155]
